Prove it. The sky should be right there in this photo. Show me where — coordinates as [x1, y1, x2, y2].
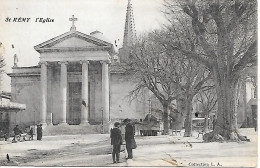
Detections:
[0, 0, 166, 91]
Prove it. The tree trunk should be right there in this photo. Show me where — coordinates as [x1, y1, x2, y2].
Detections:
[184, 95, 193, 137]
[203, 68, 247, 142]
[162, 104, 169, 135]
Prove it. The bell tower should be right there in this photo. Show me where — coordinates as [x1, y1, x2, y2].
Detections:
[119, 0, 137, 62]
[123, 0, 137, 47]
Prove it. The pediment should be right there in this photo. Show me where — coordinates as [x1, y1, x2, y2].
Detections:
[34, 31, 113, 53]
[51, 36, 98, 48]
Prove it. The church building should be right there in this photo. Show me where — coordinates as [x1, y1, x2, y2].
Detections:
[8, 1, 150, 131]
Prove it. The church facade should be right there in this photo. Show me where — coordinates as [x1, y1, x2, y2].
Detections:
[8, 1, 150, 129]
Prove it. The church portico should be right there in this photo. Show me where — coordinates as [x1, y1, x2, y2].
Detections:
[35, 23, 114, 125]
[39, 58, 111, 125]
[28, 14, 115, 126]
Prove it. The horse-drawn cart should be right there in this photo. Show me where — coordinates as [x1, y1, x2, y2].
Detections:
[136, 114, 162, 136]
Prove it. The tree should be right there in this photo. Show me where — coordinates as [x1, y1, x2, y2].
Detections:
[195, 84, 217, 132]
[195, 82, 217, 116]
[163, 0, 257, 141]
[170, 58, 211, 137]
[126, 31, 180, 134]
[126, 31, 211, 136]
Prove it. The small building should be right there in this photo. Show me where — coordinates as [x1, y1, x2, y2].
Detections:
[0, 91, 26, 135]
[238, 67, 257, 128]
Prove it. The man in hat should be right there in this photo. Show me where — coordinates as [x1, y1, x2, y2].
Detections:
[123, 119, 135, 159]
[37, 124, 42, 140]
[110, 122, 123, 163]
[13, 125, 21, 142]
[29, 127, 34, 140]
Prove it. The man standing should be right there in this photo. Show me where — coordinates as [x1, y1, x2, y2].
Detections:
[29, 127, 34, 140]
[13, 125, 21, 142]
[123, 119, 136, 159]
[212, 116, 217, 130]
[37, 124, 42, 140]
[110, 122, 123, 163]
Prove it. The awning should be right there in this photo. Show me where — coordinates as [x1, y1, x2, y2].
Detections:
[0, 101, 26, 111]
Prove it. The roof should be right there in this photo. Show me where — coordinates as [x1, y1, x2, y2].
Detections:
[144, 114, 158, 122]
[0, 100, 26, 111]
[34, 30, 115, 54]
[1, 92, 11, 99]
[12, 65, 40, 69]
[90, 30, 112, 43]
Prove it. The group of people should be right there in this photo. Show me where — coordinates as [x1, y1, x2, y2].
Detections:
[0, 129, 8, 141]
[110, 118, 136, 164]
[12, 125, 23, 142]
[12, 124, 43, 142]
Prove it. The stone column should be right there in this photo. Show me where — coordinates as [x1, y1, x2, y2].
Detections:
[80, 61, 89, 125]
[101, 61, 110, 123]
[40, 62, 47, 125]
[59, 61, 68, 124]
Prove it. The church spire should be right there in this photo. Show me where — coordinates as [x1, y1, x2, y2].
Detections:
[123, 0, 137, 47]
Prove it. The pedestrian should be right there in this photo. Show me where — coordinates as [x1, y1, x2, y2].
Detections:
[13, 125, 21, 142]
[0, 130, 3, 138]
[37, 124, 42, 140]
[4, 131, 8, 141]
[253, 117, 257, 132]
[110, 122, 123, 163]
[29, 127, 34, 140]
[212, 116, 217, 130]
[123, 119, 136, 159]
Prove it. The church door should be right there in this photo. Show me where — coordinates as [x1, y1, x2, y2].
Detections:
[68, 83, 82, 125]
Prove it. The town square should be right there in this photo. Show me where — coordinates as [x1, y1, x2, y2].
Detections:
[0, 0, 257, 167]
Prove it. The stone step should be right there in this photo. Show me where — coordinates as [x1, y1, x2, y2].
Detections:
[43, 124, 102, 136]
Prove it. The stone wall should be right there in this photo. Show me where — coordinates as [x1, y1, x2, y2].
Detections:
[110, 73, 148, 121]
[10, 67, 41, 128]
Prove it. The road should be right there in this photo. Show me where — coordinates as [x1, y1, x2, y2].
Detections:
[0, 134, 127, 166]
[0, 128, 257, 167]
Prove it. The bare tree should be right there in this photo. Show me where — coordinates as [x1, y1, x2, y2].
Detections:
[172, 58, 212, 137]
[163, 0, 257, 141]
[195, 82, 217, 117]
[195, 84, 217, 132]
[126, 31, 211, 136]
[126, 31, 180, 134]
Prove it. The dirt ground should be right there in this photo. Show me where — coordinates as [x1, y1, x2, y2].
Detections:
[0, 128, 257, 167]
